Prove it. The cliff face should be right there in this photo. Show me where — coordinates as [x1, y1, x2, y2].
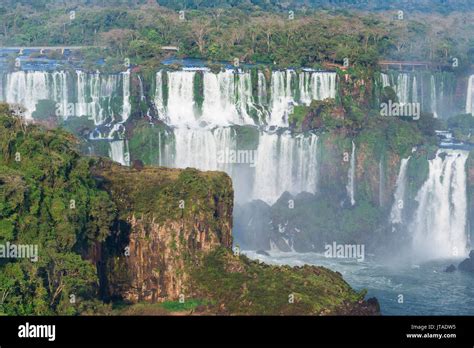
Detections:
[91, 160, 378, 315]
[93, 161, 233, 302]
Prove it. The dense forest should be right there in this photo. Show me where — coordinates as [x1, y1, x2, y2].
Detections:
[0, 0, 473, 70]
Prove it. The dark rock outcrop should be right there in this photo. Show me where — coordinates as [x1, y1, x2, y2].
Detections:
[458, 250, 474, 272]
[95, 161, 234, 302]
[445, 264, 456, 273]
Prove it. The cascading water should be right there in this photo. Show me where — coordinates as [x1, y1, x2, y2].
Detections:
[201, 70, 255, 126]
[379, 160, 384, 207]
[4, 71, 53, 118]
[310, 71, 337, 101]
[164, 127, 318, 205]
[121, 70, 131, 122]
[154, 69, 337, 128]
[252, 131, 318, 204]
[412, 76, 418, 104]
[137, 75, 145, 101]
[346, 141, 356, 206]
[77, 71, 120, 125]
[268, 71, 293, 127]
[109, 140, 130, 166]
[0, 70, 130, 124]
[381, 73, 390, 88]
[148, 68, 333, 204]
[166, 71, 196, 126]
[396, 73, 410, 105]
[154, 71, 166, 119]
[2, 66, 333, 205]
[379, 71, 456, 118]
[390, 157, 410, 224]
[410, 150, 469, 261]
[430, 75, 438, 118]
[466, 75, 474, 116]
[173, 127, 236, 173]
[257, 71, 267, 105]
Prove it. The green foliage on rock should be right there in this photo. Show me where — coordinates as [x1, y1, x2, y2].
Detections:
[190, 247, 371, 315]
[0, 104, 115, 315]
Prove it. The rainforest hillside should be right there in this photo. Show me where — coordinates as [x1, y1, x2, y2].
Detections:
[0, 1, 473, 71]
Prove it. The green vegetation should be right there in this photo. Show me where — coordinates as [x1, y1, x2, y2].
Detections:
[128, 119, 171, 165]
[448, 113, 474, 143]
[190, 247, 368, 315]
[0, 2, 473, 71]
[96, 162, 233, 226]
[0, 103, 115, 315]
[289, 105, 308, 131]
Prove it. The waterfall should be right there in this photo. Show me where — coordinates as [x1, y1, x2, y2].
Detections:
[310, 71, 337, 100]
[466, 75, 474, 116]
[235, 71, 256, 125]
[299, 71, 312, 104]
[412, 76, 418, 104]
[430, 75, 438, 118]
[4, 71, 52, 118]
[154, 69, 336, 128]
[268, 71, 293, 127]
[1, 66, 331, 206]
[137, 74, 145, 101]
[51, 71, 69, 120]
[173, 127, 236, 172]
[121, 70, 131, 122]
[396, 73, 410, 105]
[149, 68, 328, 204]
[77, 71, 120, 125]
[381, 73, 390, 88]
[257, 71, 267, 105]
[76, 71, 88, 119]
[252, 131, 318, 204]
[390, 157, 410, 224]
[159, 127, 319, 205]
[379, 160, 384, 207]
[201, 70, 255, 126]
[166, 71, 196, 126]
[1, 70, 129, 124]
[410, 150, 468, 261]
[154, 71, 166, 119]
[109, 140, 130, 166]
[346, 141, 356, 206]
[380, 71, 456, 118]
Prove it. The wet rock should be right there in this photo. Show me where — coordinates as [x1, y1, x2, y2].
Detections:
[367, 297, 380, 313]
[458, 250, 474, 272]
[445, 264, 456, 273]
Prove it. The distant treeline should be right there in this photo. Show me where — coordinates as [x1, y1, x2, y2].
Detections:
[3, 0, 474, 13]
[0, 0, 473, 70]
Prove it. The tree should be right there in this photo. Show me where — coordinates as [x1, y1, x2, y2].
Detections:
[190, 19, 211, 55]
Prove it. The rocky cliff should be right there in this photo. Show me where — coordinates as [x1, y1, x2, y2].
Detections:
[91, 159, 378, 315]
[93, 161, 233, 302]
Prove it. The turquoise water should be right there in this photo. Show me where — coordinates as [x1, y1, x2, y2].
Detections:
[243, 250, 474, 315]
